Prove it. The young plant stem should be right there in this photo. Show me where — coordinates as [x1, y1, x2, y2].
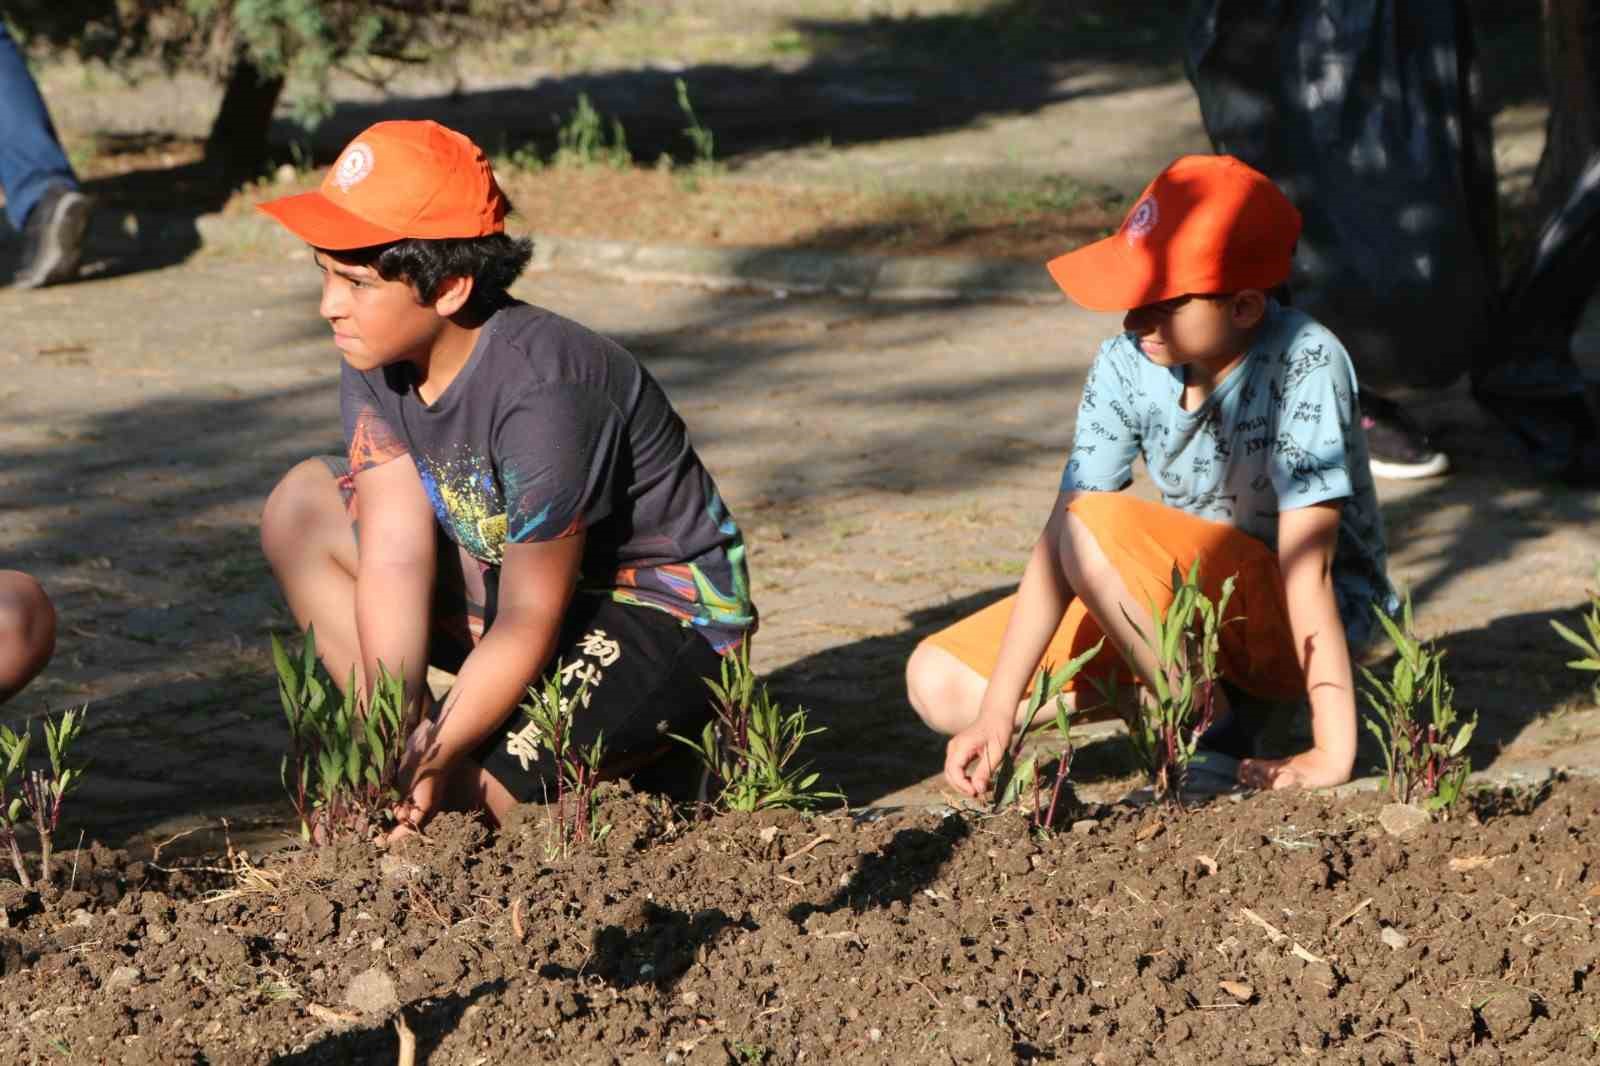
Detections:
[1043, 744, 1074, 830]
[28, 775, 53, 887]
[5, 833, 30, 890]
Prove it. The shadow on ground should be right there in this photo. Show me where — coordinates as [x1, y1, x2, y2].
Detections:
[266, 980, 504, 1066]
[289, 1, 1190, 167]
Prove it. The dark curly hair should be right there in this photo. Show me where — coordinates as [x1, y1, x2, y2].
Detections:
[320, 232, 535, 319]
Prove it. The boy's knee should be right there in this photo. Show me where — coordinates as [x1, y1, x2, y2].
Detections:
[0, 571, 55, 691]
[906, 640, 975, 735]
[262, 459, 340, 561]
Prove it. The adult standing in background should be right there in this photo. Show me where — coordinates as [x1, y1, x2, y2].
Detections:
[1187, 0, 1599, 485]
[1, 21, 92, 289]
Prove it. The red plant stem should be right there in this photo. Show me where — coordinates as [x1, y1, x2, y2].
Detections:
[1043, 748, 1073, 830]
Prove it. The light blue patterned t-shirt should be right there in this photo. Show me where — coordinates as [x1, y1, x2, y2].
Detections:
[1061, 301, 1398, 649]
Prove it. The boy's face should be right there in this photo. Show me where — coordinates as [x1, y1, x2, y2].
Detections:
[314, 252, 443, 371]
[1120, 292, 1262, 371]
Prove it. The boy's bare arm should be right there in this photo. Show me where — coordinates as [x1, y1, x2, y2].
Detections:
[352, 455, 439, 703]
[1245, 501, 1357, 789]
[399, 533, 583, 819]
[943, 491, 1078, 797]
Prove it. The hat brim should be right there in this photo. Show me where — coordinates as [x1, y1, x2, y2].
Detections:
[1046, 235, 1176, 312]
[256, 191, 406, 250]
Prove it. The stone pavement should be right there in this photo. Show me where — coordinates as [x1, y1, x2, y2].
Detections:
[2, 244, 1599, 859]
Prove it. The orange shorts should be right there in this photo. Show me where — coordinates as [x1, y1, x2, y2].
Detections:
[923, 493, 1304, 717]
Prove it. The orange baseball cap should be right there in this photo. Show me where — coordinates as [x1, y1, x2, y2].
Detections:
[1046, 155, 1301, 312]
[257, 120, 507, 249]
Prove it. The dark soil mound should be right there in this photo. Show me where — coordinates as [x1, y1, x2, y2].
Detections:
[2, 778, 1597, 1063]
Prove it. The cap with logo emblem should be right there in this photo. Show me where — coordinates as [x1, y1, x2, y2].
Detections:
[257, 120, 507, 249]
[1046, 155, 1301, 312]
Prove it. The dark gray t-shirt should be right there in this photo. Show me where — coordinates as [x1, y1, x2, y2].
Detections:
[340, 300, 754, 652]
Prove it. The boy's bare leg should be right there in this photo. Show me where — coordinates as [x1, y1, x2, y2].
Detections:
[906, 641, 1085, 735]
[1056, 507, 1230, 724]
[260, 459, 365, 689]
[0, 571, 55, 703]
[1056, 510, 1164, 685]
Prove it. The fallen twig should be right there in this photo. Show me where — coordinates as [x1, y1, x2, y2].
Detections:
[899, 972, 943, 1009]
[1239, 907, 1286, 944]
[149, 825, 208, 866]
[1333, 897, 1374, 929]
[306, 1003, 360, 1026]
[781, 833, 835, 867]
[396, 1012, 416, 1066]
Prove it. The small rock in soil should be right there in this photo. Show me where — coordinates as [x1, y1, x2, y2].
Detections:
[1218, 980, 1253, 1001]
[378, 855, 423, 883]
[1378, 803, 1431, 838]
[105, 965, 141, 990]
[1379, 926, 1409, 950]
[203, 930, 248, 969]
[1299, 960, 1338, 995]
[1071, 819, 1097, 835]
[344, 966, 399, 1016]
[1479, 992, 1537, 1040]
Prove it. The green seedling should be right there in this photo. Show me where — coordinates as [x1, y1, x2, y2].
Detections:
[675, 644, 842, 813]
[990, 641, 1104, 831]
[274, 627, 417, 844]
[1362, 596, 1475, 814]
[0, 705, 88, 889]
[1550, 563, 1600, 705]
[518, 667, 610, 859]
[674, 77, 717, 170]
[1097, 563, 1235, 807]
[552, 92, 631, 169]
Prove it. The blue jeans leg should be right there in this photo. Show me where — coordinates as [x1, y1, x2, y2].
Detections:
[0, 23, 77, 230]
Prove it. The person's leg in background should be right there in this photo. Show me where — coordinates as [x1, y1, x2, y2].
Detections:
[0, 22, 92, 289]
[1184, 1, 1490, 481]
[1471, 1, 1600, 486]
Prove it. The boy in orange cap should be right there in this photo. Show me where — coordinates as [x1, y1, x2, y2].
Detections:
[256, 121, 754, 837]
[911, 155, 1396, 797]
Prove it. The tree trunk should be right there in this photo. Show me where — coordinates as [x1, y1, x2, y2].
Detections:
[1532, 0, 1600, 223]
[204, 47, 285, 181]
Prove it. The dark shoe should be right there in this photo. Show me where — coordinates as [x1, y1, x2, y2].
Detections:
[1470, 381, 1600, 486]
[1196, 681, 1265, 761]
[1361, 393, 1450, 480]
[13, 184, 93, 289]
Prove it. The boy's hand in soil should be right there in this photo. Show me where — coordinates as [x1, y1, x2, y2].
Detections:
[385, 721, 447, 845]
[1238, 747, 1349, 791]
[944, 714, 1014, 798]
[382, 535, 586, 845]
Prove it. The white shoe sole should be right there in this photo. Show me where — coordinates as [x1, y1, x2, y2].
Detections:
[1369, 452, 1450, 480]
[14, 190, 92, 289]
